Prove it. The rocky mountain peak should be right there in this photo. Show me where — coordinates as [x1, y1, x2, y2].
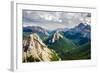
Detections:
[23, 33, 60, 62]
[29, 33, 46, 47]
[51, 31, 63, 43]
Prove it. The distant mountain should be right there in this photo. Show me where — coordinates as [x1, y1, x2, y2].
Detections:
[63, 23, 91, 45]
[23, 26, 49, 36]
[72, 23, 87, 32]
[45, 31, 77, 60]
[55, 28, 69, 32]
[71, 23, 91, 38]
[23, 33, 60, 62]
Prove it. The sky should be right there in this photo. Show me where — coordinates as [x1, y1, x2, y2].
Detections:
[22, 10, 91, 31]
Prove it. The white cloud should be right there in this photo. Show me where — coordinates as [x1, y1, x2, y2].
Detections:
[23, 22, 67, 31]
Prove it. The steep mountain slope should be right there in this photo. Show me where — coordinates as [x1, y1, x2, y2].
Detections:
[72, 23, 91, 38]
[45, 31, 77, 60]
[63, 23, 91, 45]
[67, 42, 91, 60]
[23, 33, 60, 62]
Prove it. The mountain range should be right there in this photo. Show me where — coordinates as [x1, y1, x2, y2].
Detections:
[23, 23, 91, 62]
[63, 23, 91, 45]
[23, 26, 49, 36]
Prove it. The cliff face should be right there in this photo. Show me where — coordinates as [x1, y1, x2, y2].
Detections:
[23, 33, 60, 62]
[51, 31, 63, 43]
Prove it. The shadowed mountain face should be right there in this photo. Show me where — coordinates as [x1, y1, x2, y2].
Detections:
[71, 23, 91, 39]
[23, 33, 60, 62]
[63, 23, 91, 45]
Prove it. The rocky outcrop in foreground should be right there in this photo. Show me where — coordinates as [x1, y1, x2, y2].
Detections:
[23, 33, 60, 62]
